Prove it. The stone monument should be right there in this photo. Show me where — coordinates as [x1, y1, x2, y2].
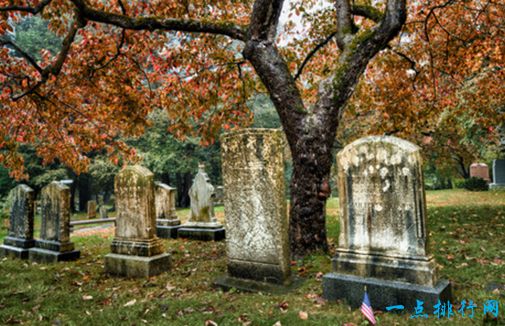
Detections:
[155, 182, 181, 239]
[322, 136, 451, 309]
[105, 165, 170, 277]
[213, 186, 224, 206]
[29, 181, 80, 263]
[215, 129, 296, 293]
[87, 200, 97, 219]
[490, 159, 505, 189]
[178, 164, 225, 241]
[470, 163, 490, 182]
[0, 185, 35, 259]
[99, 205, 108, 219]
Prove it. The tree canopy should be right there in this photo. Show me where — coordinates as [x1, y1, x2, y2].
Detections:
[0, 0, 502, 255]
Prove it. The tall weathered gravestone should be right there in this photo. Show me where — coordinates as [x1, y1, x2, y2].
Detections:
[178, 164, 225, 241]
[155, 182, 181, 239]
[470, 163, 490, 182]
[105, 165, 170, 277]
[215, 129, 295, 292]
[490, 159, 505, 189]
[322, 136, 451, 309]
[29, 181, 80, 263]
[0, 185, 35, 259]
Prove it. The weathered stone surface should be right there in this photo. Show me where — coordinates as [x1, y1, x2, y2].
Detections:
[470, 163, 490, 181]
[155, 182, 180, 226]
[213, 186, 224, 206]
[186, 163, 219, 226]
[491, 159, 505, 189]
[323, 136, 450, 304]
[1, 185, 35, 259]
[323, 273, 452, 310]
[155, 183, 182, 238]
[105, 165, 169, 277]
[218, 129, 291, 287]
[87, 200, 97, 219]
[99, 205, 108, 219]
[29, 181, 80, 263]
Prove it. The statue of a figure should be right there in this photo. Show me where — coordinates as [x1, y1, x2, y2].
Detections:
[188, 163, 217, 224]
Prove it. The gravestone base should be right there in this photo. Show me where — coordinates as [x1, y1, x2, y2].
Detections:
[490, 183, 505, 190]
[214, 275, 303, 294]
[0, 244, 31, 259]
[105, 252, 171, 277]
[28, 248, 81, 263]
[177, 225, 225, 241]
[332, 250, 438, 286]
[228, 260, 290, 284]
[156, 225, 181, 239]
[322, 273, 451, 310]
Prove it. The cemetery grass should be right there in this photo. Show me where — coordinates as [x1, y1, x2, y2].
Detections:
[0, 190, 503, 325]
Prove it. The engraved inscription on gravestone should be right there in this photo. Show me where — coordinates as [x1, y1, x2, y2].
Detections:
[105, 165, 170, 277]
[215, 129, 293, 292]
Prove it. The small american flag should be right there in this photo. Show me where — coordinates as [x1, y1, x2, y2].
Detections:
[360, 290, 377, 325]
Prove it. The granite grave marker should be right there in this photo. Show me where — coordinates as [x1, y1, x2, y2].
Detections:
[105, 165, 170, 277]
[322, 136, 451, 309]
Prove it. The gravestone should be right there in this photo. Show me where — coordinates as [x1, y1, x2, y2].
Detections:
[490, 159, 505, 189]
[99, 205, 108, 219]
[155, 182, 181, 239]
[178, 164, 225, 241]
[322, 136, 451, 310]
[470, 163, 490, 182]
[29, 181, 80, 263]
[213, 186, 224, 206]
[105, 165, 170, 277]
[215, 129, 297, 293]
[0, 185, 35, 259]
[87, 200, 97, 219]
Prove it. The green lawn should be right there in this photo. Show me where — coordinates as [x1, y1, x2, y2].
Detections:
[0, 189, 504, 325]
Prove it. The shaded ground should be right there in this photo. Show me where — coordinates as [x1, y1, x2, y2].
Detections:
[0, 189, 504, 325]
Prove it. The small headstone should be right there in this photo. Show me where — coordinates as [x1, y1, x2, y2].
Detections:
[87, 200, 97, 219]
[29, 181, 80, 263]
[99, 205, 108, 219]
[155, 182, 181, 239]
[97, 194, 105, 206]
[490, 159, 505, 189]
[322, 136, 451, 310]
[213, 186, 224, 206]
[470, 163, 490, 181]
[0, 185, 35, 259]
[105, 165, 170, 277]
[178, 164, 224, 241]
[215, 129, 296, 293]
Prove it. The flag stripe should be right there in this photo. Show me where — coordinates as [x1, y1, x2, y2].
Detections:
[360, 292, 377, 325]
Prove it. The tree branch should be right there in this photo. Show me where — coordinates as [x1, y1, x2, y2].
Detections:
[70, 0, 246, 41]
[0, 0, 52, 13]
[335, 0, 355, 49]
[294, 31, 337, 80]
[351, 5, 384, 23]
[247, 0, 284, 41]
[0, 37, 44, 74]
[11, 16, 84, 100]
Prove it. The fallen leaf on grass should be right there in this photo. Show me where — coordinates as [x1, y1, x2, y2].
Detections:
[123, 299, 136, 307]
[273, 322, 282, 326]
[165, 282, 176, 291]
[278, 301, 289, 312]
[299, 311, 309, 320]
[205, 320, 218, 326]
[82, 295, 93, 301]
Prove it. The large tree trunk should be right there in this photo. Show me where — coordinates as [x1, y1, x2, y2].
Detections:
[289, 150, 331, 255]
